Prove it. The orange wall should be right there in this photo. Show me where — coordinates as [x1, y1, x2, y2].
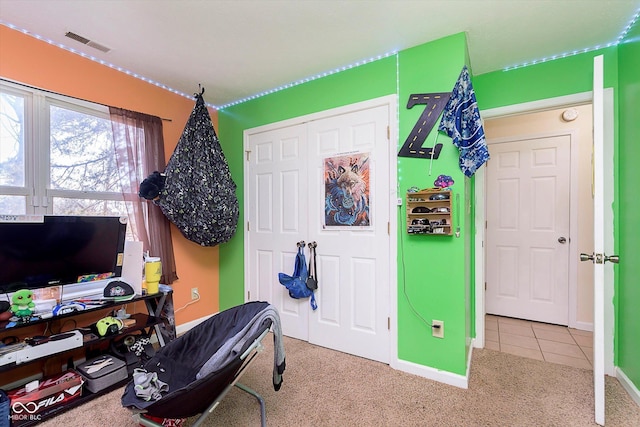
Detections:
[0, 26, 219, 325]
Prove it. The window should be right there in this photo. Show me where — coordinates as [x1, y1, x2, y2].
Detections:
[0, 81, 135, 222]
[1, 80, 177, 285]
[0, 85, 27, 213]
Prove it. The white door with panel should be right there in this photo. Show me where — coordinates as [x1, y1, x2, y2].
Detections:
[246, 101, 391, 363]
[590, 53, 606, 427]
[582, 54, 614, 426]
[246, 123, 310, 341]
[486, 135, 571, 325]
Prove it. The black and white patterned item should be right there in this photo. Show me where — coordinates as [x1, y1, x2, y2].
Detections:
[158, 93, 239, 246]
[129, 336, 152, 357]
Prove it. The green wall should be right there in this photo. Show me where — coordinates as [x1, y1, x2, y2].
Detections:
[396, 34, 471, 375]
[617, 21, 640, 390]
[474, 47, 619, 110]
[219, 33, 474, 376]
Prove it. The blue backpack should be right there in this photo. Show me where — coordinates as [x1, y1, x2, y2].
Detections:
[278, 246, 317, 310]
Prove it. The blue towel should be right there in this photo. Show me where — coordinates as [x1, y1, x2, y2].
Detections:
[438, 65, 490, 177]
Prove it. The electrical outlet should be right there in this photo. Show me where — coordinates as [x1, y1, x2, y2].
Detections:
[191, 287, 199, 300]
[432, 320, 444, 338]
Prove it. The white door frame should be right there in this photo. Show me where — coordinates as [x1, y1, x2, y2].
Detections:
[243, 94, 398, 362]
[474, 90, 615, 377]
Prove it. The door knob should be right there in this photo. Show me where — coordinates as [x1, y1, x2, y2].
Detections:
[580, 253, 594, 262]
[558, 237, 567, 243]
[604, 255, 619, 264]
[580, 253, 619, 264]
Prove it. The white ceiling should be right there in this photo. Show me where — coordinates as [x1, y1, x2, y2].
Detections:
[1, 0, 639, 108]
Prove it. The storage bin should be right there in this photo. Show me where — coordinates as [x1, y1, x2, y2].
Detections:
[77, 355, 127, 393]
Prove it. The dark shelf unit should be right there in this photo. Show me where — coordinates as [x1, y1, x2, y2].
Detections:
[0, 292, 167, 335]
[0, 290, 175, 426]
[0, 312, 162, 375]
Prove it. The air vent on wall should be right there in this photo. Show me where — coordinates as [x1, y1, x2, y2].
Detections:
[64, 31, 111, 53]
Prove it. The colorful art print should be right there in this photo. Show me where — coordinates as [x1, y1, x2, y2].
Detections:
[324, 153, 371, 228]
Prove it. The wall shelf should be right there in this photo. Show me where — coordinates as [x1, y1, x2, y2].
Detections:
[406, 188, 453, 236]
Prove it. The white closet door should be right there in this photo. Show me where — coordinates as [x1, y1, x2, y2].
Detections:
[246, 123, 309, 340]
[306, 105, 391, 363]
[246, 99, 392, 363]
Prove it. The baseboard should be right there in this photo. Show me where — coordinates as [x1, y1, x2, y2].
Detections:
[572, 320, 593, 332]
[175, 313, 216, 336]
[616, 367, 640, 406]
[467, 338, 475, 379]
[394, 357, 469, 389]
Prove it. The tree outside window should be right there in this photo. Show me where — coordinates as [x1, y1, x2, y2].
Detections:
[0, 82, 135, 239]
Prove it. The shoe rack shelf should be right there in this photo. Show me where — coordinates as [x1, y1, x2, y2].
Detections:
[406, 189, 453, 235]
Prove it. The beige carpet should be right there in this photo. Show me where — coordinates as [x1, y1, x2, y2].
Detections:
[41, 335, 640, 426]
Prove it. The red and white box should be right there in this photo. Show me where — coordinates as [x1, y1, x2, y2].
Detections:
[8, 370, 83, 426]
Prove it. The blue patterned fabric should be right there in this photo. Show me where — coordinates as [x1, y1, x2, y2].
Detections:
[438, 66, 490, 177]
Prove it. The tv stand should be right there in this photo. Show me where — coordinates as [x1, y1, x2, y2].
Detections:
[0, 288, 175, 426]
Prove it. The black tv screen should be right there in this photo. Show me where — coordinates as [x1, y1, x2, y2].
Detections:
[0, 215, 127, 293]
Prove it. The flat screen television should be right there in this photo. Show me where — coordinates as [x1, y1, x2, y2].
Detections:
[0, 215, 127, 293]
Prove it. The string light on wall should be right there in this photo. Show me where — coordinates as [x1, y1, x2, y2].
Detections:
[618, 8, 640, 43]
[0, 20, 209, 107]
[504, 7, 640, 71]
[1, 19, 395, 112]
[5, 6, 638, 106]
[217, 51, 398, 110]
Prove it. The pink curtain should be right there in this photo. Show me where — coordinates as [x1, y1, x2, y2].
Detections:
[109, 107, 177, 284]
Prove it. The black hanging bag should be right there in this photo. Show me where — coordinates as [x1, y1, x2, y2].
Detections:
[142, 89, 239, 246]
[306, 242, 318, 291]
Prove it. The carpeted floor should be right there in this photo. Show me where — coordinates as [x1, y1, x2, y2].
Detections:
[40, 335, 640, 426]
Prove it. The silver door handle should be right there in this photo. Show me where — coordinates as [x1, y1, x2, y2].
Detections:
[580, 253, 619, 264]
[604, 255, 619, 264]
[580, 253, 594, 262]
[558, 237, 567, 243]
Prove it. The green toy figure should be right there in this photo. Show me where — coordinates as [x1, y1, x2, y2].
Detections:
[11, 289, 35, 320]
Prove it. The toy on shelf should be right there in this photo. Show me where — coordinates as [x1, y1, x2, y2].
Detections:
[434, 174, 454, 189]
[10, 289, 35, 320]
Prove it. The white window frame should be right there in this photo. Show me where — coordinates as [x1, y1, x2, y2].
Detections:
[1, 79, 128, 216]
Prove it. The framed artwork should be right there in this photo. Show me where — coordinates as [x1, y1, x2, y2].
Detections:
[323, 152, 371, 229]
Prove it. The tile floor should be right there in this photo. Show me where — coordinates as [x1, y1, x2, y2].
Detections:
[485, 314, 593, 370]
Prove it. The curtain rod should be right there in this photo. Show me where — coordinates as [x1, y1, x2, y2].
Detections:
[0, 77, 172, 122]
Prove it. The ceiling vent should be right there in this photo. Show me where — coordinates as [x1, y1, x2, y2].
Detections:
[64, 31, 111, 53]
